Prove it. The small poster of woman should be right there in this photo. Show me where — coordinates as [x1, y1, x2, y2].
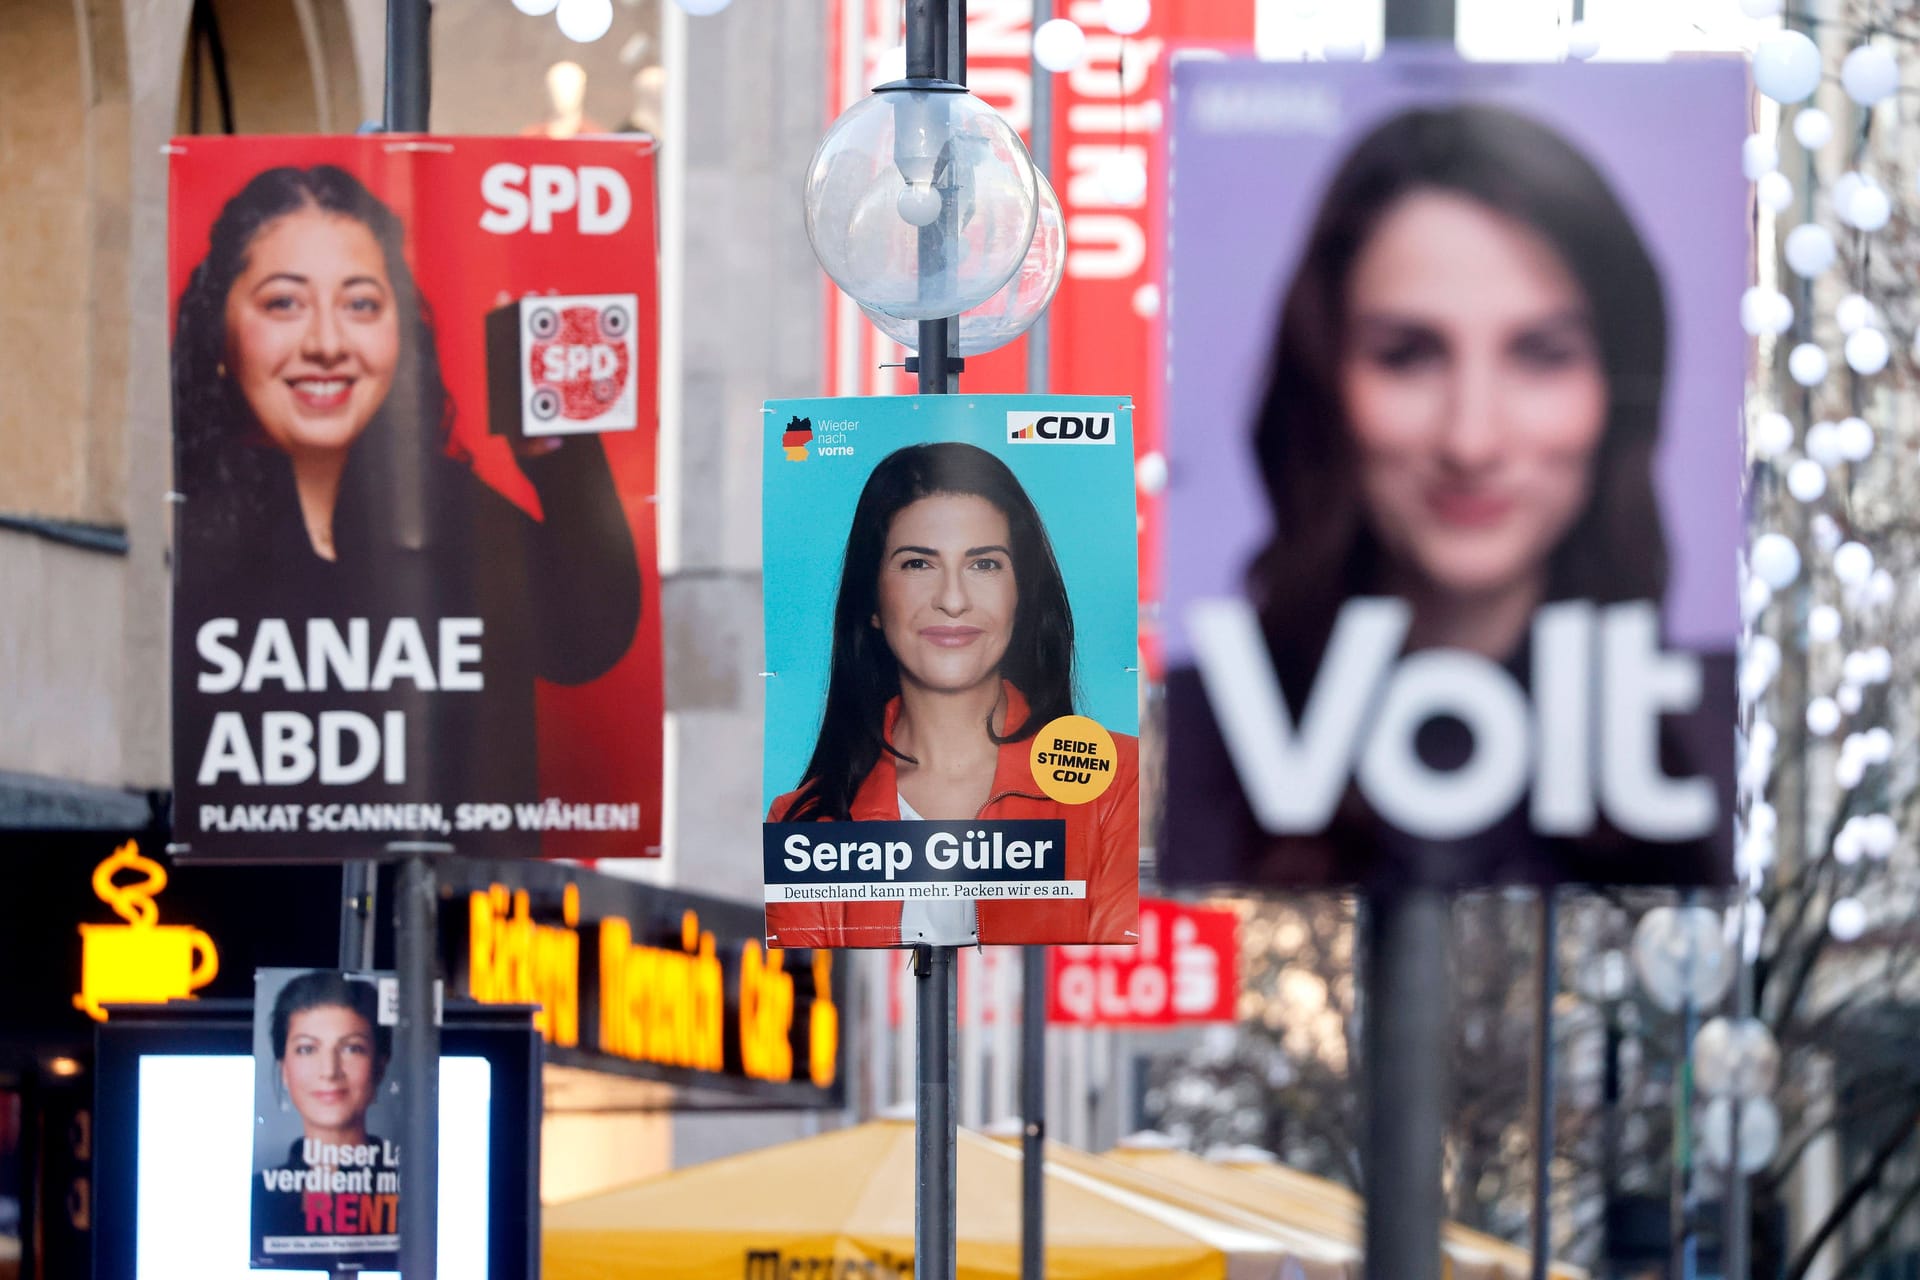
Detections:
[761, 396, 1140, 948]
[251, 968, 400, 1269]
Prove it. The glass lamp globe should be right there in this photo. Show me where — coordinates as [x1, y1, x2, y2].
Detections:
[1693, 1015, 1780, 1099]
[805, 81, 1039, 322]
[861, 171, 1064, 356]
[1699, 1096, 1782, 1173]
[1631, 905, 1734, 1013]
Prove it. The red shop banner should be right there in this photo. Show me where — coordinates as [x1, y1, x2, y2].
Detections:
[1048, 898, 1238, 1026]
[168, 135, 662, 861]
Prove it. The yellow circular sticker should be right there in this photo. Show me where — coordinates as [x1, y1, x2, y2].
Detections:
[1030, 715, 1118, 805]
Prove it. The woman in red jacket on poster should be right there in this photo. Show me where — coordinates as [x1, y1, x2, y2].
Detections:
[766, 443, 1138, 949]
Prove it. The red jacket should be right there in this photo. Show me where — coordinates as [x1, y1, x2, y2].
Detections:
[765, 685, 1139, 948]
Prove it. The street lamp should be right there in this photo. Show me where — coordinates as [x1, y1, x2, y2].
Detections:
[803, 79, 1040, 321]
[858, 170, 1064, 355]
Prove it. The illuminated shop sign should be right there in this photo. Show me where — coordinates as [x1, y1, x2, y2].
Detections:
[74, 842, 221, 1021]
[456, 865, 841, 1105]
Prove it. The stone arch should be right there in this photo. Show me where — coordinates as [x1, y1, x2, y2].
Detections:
[175, 0, 363, 136]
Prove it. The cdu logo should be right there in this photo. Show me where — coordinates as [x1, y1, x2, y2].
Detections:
[1007, 410, 1115, 445]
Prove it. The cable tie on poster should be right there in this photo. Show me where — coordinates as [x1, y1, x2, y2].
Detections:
[165, 492, 186, 504]
[382, 140, 456, 154]
[160, 144, 187, 155]
[759, 671, 778, 679]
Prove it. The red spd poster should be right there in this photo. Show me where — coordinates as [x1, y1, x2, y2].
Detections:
[168, 136, 661, 861]
[1048, 898, 1237, 1026]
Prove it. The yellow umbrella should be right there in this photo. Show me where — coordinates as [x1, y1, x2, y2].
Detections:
[546, 1118, 1327, 1280]
[1105, 1142, 1585, 1280]
[984, 1130, 1357, 1280]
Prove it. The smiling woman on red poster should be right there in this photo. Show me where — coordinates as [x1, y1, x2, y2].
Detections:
[168, 137, 662, 861]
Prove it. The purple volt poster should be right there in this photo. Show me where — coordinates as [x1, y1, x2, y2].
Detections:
[1158, 56, 1744, 890]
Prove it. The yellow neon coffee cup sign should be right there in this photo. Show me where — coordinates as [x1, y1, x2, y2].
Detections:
[73, 841, 220, 1021]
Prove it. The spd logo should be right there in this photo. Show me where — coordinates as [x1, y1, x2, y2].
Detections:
[1007, 411, 1115, 445]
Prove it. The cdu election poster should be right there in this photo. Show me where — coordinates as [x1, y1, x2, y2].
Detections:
[1158, 56, 1744, 890]
[762, 395, 1141, 948]
[168, 135, 662, 861]
[252, 967, 402, 1270]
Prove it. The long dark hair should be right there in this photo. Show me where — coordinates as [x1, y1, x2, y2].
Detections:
[1250, 103, 1668, 682]
[786, 443, 1076, 821]
[172, 165, 453, 577]
[269, 970, 391, 1068]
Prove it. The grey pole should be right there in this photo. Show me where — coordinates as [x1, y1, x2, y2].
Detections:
[915, 945, 959, 1280]
[904, 5, 960, 1279]
[395, 854, 441, 1279]
[1362, 886, 1450, 1280]
[380, 7, 439, 1277]
[1019, 3, 1052, 1275]
[909, 0, 951, 391]
[339, 861, 378, 971]
[1530, 890, 1559, 1280]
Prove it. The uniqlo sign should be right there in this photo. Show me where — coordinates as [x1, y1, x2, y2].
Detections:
[1048, 899, 1237, 1027]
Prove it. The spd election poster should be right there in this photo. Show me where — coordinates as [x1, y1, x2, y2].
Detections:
[1158, 57, 1743, 890]
[252, 968, 402, 1270]
[762, 395, 1140, 948]
[168, 136, 662, 861]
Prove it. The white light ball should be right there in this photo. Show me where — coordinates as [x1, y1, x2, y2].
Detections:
[1789, 343, 1829, 386]
[1566, 21, 1601, 61]
[1694, 1016, 1782, 1100]
[1742, 134, 1779, 180]
[1805, 421, 1845, 468]
[1846, 183, 1892, 233]
[1751, 410, 1794, 458]
[1836, 294, 1875, 334]
[1834, 823, 1865, 864]
[1833, 171, 1866, 219]
[1034, 18, 1089, 72]
[1100, 152, 1148, 205]
[1807, 696, 1842, 736]
[1842, 44, 1900, 107]
[1633, 907, 1736, 1013]
[1794, 107, 1833, 150]
[1868, 573, 1895, 609]
[1740, 287, 1794, 337]
[1743, 653, 1780, 703]
[1839, 683, 1864, 714]
[556, 0, 614, 41]
[1860, 813, 1899, 857]
[1829, 897, 1868, 941]
[895, 181, 941, 226]
[1756, 171, 1794, 213]
[1748, 801, 1778, 838]
[1846, 328, 1890, 375]
[1836, 751, 1866, 790]
[1843, 650, 1873, 685]
[1811, 513, 1842, 551]
[1834, 541, 1875, 585]
[513, 0, 560, 13]
[1787, 459, 1828, 502]
[1809, 604, 1842, 642]
[1751, 533, 1803, 589]
[1755, 30, 1823, 105]
[1868, 645, 1893, 679]
[1863, 726, 1894, 763]
[1137, 451, 1169, 495]
[1743, 576, 1774, 622]
[1785, 223, 1836, 277]
[1836, 416, 1875, 462]
[675, 0, 733, 11]
[1101, 0, 1152, 36]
